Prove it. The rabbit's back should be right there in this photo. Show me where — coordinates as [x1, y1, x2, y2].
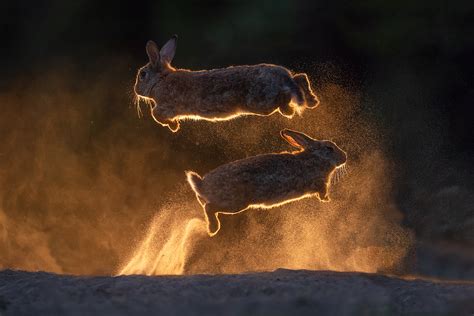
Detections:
[157, 64, 296, 117]
[199, 153, 329, 209]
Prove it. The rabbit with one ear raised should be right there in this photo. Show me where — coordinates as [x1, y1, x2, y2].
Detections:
[134, 35, 319, 132]
[186, 129, 347, 236]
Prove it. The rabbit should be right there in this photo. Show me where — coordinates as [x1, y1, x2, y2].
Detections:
[133, 35, 319, 132]
[186, 129, 347, 236]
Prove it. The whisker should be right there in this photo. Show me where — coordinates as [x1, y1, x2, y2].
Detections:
[330, 164, 348, 186]
[134, 95, 158, 119]
[134, 94, 143, 118]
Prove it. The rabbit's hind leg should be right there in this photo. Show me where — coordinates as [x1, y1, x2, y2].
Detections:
[151, 105, 180, 132]
[204, 203, 221, 237]
[278, 89, 296, 118]
[293, 73, 319, 109]
[279, 102, 295, 118]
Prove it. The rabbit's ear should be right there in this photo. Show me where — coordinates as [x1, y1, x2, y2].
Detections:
[146, 40, 160, 68]
[280, 129, 312, 149]
[160, 35, 177, 65]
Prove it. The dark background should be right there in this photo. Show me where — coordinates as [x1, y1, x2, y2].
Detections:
[2, 1, 473, 162]
[0, 0, 473, 278]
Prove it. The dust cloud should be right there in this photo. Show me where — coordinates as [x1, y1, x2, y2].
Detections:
[119, 80, 414, 275]
[0, 65, 185, 274]
[0, 65, 413, 275]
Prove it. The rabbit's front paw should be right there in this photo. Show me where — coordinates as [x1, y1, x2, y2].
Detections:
[279, 104, 295, 118]
[318, 191, 330, 202]
[166, 120, 180, 132]
[320, 195, 330, 202]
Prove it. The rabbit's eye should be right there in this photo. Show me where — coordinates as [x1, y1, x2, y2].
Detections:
[139, 70, 147, 80]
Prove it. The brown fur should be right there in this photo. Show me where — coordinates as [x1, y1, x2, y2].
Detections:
[134, 36, 319, 132]
[186, 129, 347, 236]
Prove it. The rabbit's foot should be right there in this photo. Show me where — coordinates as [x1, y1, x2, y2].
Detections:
[305, 95, 319, 109]
[318, 191, 330, 202]
[279, 103, 295, 118]
[204, 204, 221, 237]
[166, 119, 180, 132]
[293, 73, 319, 109]
[151, 107, 180, 132]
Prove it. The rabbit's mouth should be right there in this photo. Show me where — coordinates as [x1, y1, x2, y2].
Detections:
[147, 77, 163, 97]
[138, 81, 159, 102]
[133, 81, 159, 118]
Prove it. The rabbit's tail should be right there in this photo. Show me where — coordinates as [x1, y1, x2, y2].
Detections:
[186, 170, 207, 205]
[293, 73, 319, 109]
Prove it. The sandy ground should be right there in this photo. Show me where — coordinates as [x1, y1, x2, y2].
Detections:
[0, 269, 473, 316]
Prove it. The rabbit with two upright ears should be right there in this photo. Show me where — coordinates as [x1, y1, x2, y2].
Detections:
[186, 129, 347, 236]
[134, 35, 319, 132]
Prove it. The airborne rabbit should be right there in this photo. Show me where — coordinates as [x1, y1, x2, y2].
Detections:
[134, 35, 319, 132]
[186, 129, 347, 236]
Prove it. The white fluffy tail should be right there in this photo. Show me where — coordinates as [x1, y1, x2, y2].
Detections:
[185, 171, 206, 205]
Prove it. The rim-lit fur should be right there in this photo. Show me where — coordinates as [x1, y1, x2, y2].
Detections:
[186, 129, 347, 236]
[134, 35, 319, 132]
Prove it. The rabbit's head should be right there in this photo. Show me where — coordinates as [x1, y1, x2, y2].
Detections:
[134, 35, 178, 99]
[280, 129, 347, 168]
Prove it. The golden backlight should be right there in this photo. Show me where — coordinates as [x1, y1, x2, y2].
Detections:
[119, 83, 413, 275]
[135, 94, 307, 133]
[0, 70, 413, 276]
